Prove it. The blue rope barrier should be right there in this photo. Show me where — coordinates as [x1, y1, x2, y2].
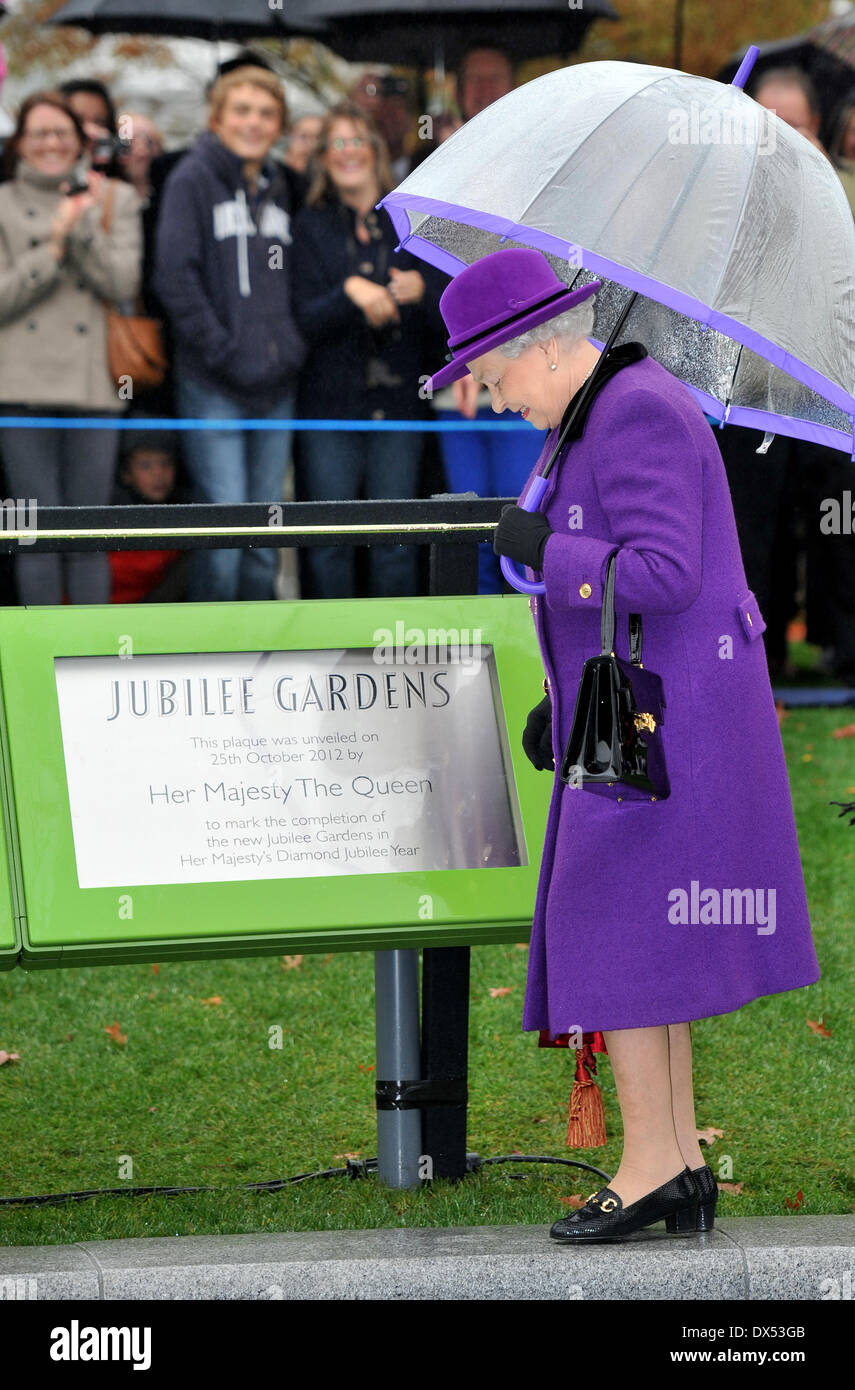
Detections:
[0, 416, 531, 432]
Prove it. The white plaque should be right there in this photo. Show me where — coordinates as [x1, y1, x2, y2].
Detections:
[53, 648, 527, 888]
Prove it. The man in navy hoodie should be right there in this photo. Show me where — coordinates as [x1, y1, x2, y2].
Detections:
[154, 66, 306, 600]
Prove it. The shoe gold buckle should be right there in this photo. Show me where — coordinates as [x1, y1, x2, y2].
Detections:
[585, 1191, 618, 1212]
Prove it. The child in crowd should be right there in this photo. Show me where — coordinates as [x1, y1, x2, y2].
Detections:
[109, 427, 191, 604]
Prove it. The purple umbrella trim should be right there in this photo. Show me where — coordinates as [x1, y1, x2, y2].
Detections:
[379, 192, 855, 455]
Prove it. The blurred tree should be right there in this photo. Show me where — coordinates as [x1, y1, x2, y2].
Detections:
[0, 0, 179, 73]
[1, 0, 835, 100]
[521, 0, 830, 81]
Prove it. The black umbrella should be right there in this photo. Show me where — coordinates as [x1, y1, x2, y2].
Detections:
[298, 0, 619, 69]
[718, 20, 855, 147]
[47, 0, 327, 42]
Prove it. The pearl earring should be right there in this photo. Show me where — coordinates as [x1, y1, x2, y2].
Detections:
[549, 362, 557, 371]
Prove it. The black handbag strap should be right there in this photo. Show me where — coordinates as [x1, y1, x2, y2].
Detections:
[600, 550, 617, 655]
[600, 551, 643, 665]
[629, 611, 643, 665]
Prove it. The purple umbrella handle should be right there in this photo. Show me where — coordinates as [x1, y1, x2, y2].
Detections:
[499, 474, 548, 595]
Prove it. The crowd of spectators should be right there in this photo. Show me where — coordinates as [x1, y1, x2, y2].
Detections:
[0, 46, 852, 680]
[0, 46, 547, 607]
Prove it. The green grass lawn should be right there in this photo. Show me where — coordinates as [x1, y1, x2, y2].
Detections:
[1, 705, 853, 1247]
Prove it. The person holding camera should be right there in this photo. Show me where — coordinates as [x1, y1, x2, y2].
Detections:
[0, 90, 142, 606]
[59, 79, 129, 182]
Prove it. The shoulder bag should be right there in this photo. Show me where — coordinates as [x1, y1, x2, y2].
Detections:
[101, 180, 168, 392]
[560, 549, 670, 801]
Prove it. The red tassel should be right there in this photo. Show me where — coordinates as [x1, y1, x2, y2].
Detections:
[565, 1041, 607, 1147]
[538, 1028, 608, 1055]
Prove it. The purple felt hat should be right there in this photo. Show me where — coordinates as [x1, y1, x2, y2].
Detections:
[428, 248, 602, 391]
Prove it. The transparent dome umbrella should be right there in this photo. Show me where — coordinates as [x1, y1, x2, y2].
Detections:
[378, 49, 855, 593]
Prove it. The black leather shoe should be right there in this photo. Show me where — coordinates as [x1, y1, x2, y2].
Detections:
[550, 1165, 699, 1243]
[689, 1163, 718, 1231]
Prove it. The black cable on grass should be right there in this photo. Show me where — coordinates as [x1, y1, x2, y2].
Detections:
[475, 1156, 612, 1183]
[0, 1169, 354, 1207]
[0, 1155, 612, 1207]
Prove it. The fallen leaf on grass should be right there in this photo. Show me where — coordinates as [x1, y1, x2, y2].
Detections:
[696, 1127, 724, 1146]
[200, 996, 223, 1006]
[775, 701, 789, 726]
[559, 1194, 588, 1208]
[785, 1188, 804, 1210]
[807, 1016, 831, 1037]
[151, 964, 159, 975]
[321, 953, 333, 964]
[530, 1116, 551, 1124]
[489, 987, 514, 998]
[281, 955, 303, 971]
[148, 1106, 157, 1113]
[717, 1181, 743, 1195]
[0, 1050, 20, 1065]
[514, 943, 528, 950]
[104, 1021, 127, 1045]
[334, 1152, 361, 1160]
[358, 1063, 376, 1072]
[832, 724, 855, 739]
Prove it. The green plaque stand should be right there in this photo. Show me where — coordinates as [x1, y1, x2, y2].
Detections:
[0, 596, 548, 969]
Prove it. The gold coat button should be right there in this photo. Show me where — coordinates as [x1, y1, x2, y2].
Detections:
[371, 409, 385, 420]
[579, 582, 592, 598]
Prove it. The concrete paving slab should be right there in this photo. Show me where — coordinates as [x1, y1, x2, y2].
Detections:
[0, 1216, 851, 1300]
[82, 1224, 743, 1301]
[711, 1217, 855, 1301]
[0, 1241, 101, 1301]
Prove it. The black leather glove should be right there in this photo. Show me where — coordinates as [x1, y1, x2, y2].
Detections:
[493, 504, 553, 570]
[522, 692, 554, 771]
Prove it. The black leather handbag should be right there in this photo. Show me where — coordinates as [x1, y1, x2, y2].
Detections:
[560, 551, 670, 801]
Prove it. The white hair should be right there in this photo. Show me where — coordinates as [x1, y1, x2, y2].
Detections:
[497, 296, 596, 359]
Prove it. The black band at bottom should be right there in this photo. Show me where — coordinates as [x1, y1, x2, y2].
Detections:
[375, 1077, 467, 1111]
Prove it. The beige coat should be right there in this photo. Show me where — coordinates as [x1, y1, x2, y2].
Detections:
[0, 161, 142, 412]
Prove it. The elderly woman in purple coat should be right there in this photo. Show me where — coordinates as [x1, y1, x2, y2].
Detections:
[428, 248, 821, 1244]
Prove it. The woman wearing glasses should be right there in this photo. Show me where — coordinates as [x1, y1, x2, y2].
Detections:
[0, 90, 142, 604]
[291, 102, 444, 598]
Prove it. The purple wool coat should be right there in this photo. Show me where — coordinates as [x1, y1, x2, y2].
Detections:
[520, 351, 821, 1035]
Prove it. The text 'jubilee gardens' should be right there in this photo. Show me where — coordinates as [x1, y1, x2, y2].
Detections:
[106, 669, 454, 721]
